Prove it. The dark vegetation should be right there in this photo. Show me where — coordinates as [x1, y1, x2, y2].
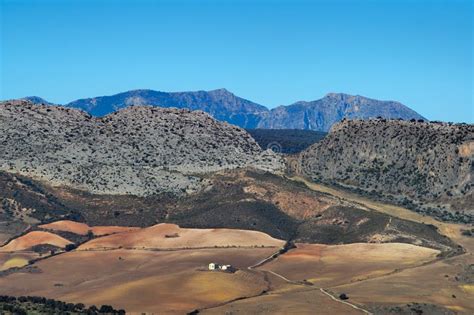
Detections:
[461, 228, 474, 237]
[0, 295, 125, 314]
[296, 205, 457, 252]
[168, 174, 298, 239]
[246, 129, 326, 154]
[30, 244, 62, 255]
[0, 170, 170, 227]
[0, 171, 84, 244]
[339, 293, 349, 300]
[368, 302, 456, 315]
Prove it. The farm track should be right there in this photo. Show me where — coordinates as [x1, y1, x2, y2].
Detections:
[319, 288, 373, 315]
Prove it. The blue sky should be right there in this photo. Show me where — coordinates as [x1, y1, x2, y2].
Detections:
[1, 0, 472, 122]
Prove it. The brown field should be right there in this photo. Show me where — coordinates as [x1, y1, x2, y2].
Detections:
[0, 231, 72, 252]
[260, 243, 440, 286]
[0, 247, 275, 314]
[201, 285, 363, 315]
[39, 220, 139, 236]
[78, 223, 285, 250]
[329, 252, 474, 314]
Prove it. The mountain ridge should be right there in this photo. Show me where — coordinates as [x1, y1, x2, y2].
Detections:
[10, 89, 426, 131]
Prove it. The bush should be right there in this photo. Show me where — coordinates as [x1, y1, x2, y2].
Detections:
[65, 243, 77, 251]
[339, 293, 349, 300]
[99, 305, 115, 313]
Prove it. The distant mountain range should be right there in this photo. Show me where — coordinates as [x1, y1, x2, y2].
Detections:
[20, 89, 425, 131]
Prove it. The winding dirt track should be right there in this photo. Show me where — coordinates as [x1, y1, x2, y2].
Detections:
[319, 288, 373, 315]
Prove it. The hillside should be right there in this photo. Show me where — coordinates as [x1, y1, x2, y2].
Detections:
[20, 89, 425, 131]
[0, 100, 283, 196]
[299, 118, 474, 222]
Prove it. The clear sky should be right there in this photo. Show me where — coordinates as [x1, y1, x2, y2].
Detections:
[1, 0, 472, 122]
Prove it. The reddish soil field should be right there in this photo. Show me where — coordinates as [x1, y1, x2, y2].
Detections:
[78, 223, 285, 250]
[39, 220, 139, 236]
[0, 231, 72, 252]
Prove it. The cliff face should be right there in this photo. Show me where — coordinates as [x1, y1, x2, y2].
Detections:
[299, 119, 473, 219]
[0, 100, 283, 196]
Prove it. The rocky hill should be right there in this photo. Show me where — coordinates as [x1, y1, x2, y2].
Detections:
[298, 119, 473, 221]
[0, 100, 283, 196]
[257, 93, 425, 131]
[21, 89, 425, 131]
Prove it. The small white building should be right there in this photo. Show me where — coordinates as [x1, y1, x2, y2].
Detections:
[208, 263, 217, 270]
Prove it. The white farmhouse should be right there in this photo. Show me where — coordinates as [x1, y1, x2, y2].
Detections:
[208, 263, 217, 270]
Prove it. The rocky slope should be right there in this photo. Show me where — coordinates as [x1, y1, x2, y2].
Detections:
[22, 89, 425, 131]
[298, 119, 474, 221]
[0, 100, 283, 196]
